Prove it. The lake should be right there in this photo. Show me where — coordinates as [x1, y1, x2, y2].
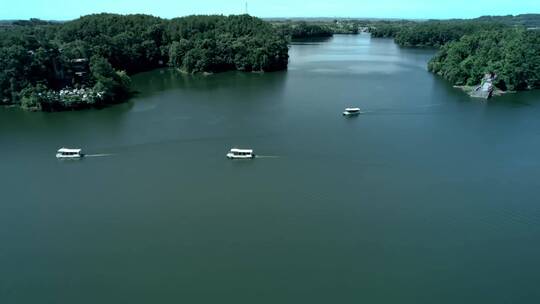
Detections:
[1, 34, 540, 304]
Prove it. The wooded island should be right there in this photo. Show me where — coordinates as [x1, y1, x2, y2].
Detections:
[0, 14, 289, 111]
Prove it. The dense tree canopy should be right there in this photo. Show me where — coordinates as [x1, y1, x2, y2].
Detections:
[369, 21, 414, 39]
[369, 14, 540, 46]
[369, 15, 540, 92]
[275, 22, 333, 39]
[428, 29, 540, 91]
[394, 21, 506, 48]
[0, 14, 289, 111]
[475, 14, 540, 28]
[371, 20, 506, 47]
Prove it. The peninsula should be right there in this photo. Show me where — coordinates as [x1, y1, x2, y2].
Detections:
[369, 15, 540, 97]
[0, 14, 289, 111]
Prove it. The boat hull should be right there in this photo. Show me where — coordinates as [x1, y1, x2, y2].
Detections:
[227, 153, 255, 159]
[56, 154, 83, 159]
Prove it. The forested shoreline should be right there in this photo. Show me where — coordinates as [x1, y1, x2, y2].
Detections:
[2, 13, 539, 111]
[369, 15, 540, 94]
[272, 20, 360, 39]
[275, 22, 334, 39]
[370, 20, 508, 47]
[428, 28, 540, 91]
[0, 14, 289, 111]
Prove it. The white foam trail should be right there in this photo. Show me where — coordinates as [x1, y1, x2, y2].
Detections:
[362, 104, 442, 114]
[255, 155, 280, 159]
[85, 154, 114, 158]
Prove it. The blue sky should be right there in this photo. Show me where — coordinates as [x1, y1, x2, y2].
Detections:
[2, 0, 538, 20]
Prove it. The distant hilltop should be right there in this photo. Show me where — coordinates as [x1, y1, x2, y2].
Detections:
[264, 17, 420, 22]
[264, 14, 540, 28]
[2, 13, 539, 28]
[474, 14, 540, 28]
[0, 18, 64, 27]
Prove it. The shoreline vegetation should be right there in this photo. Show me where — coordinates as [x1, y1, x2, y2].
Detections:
[272, 20, 361, 39]
[273, 15, 539, 98]
[368, 15, 540, 98]
[0, 14, 289, 111]
[276, 22, 333, 39]
[1, 14, 539, 111]
[428, 28, 539, 95]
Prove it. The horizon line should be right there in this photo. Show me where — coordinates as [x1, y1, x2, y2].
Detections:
[1, 12, 538, 22]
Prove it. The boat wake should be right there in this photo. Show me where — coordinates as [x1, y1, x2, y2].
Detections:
[255, 155, 280, 159]
[85, 154, 114, 158]
[359, 104, 443, 114]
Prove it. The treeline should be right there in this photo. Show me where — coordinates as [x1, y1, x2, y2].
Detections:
[369, 24, 402, 38]
[370, 20, 506, 47]
[273, 20, 361, 38]
[369, 21, 416, 38]
[369, 15, 540, 93]
[394, 21, 506, 47]
[0, 14, 289, 111]
[369, 14, 540, 47]
[428, 28, 540, 91]
[330, 21, 360, 34]
[275, 22, 333, 39]
[476, 14, 540, 28]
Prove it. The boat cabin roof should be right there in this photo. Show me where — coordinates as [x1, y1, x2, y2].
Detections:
[345, 108, 361, 112]
[230, 148, 253, 153]
[58, 148, 82, 153]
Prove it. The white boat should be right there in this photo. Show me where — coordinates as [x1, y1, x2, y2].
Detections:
[343, 108, 361, 116]
[227, 148, 255, 159]
[56, 148, 84, 159]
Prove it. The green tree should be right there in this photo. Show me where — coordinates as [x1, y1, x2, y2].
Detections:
[0, 13, 289, 110]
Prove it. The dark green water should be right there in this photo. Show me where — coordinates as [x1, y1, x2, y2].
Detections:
[1, 34, 540, 303]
